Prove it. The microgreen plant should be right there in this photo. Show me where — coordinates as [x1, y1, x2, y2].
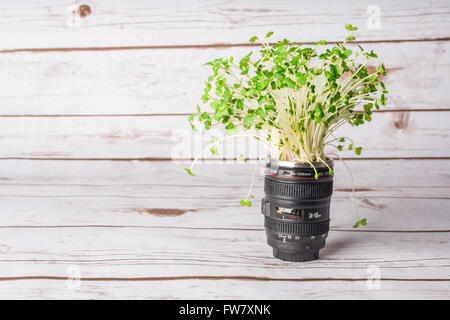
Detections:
[186, 25, 388, 228]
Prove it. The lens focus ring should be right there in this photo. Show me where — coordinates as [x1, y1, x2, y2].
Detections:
[264, 178, 333, 199]
[264, 218, 330, 235]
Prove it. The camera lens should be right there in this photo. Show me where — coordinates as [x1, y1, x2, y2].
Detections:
[261, 159, 333, 262]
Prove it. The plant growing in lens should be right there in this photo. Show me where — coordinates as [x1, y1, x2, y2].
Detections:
[186, 25, 388, 227]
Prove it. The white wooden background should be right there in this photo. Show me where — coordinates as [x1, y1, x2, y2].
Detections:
[0, 0, 449, 299]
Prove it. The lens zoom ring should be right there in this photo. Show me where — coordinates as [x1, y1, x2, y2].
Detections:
[264, 178, 333, 199]
[265, 218, 330, 236]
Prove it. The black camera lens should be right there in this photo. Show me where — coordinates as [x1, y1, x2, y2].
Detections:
[261, 159, 333, 262]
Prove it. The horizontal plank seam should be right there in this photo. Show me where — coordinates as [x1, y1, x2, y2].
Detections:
[0, 195, 448, 201]
[1, 259, 448, 266]
[0, 183, 447, 189]
[1, 258, 448, 264]
[0, 184, 448, 191]
[0, 109, 449, 117]
[0, 157, 449, 161]
[0, 225, 447, 233]
[1, 37, 449, 54]
[0, 275, 448, 282]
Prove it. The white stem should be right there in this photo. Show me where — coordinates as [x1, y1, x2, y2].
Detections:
[188, 133, 270, 171]
[327, 152, 360, 221]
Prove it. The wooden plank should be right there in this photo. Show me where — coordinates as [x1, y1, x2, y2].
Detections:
[1, 279, 448, 299]
[0, 195, 447, 232]
[0, 160, 448, 231]
[1, 159, 447, 188]
[0, 0, 447, 301]
[0, 0, 448, 51]
[0, 228, 448, 300]
[0, 41, 448, 115]
[0, 112, 448, 159]
[0, 228, 448, 280]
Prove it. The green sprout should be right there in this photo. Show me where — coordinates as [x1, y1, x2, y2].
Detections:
[186, 25, 388, 226]
[184, 168, 196, 177]
[240, 199, 252, 207]
[353, 218, 367, 228]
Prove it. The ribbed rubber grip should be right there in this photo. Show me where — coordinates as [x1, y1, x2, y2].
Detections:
[264, 217, 330, 235]
[273, 248, 319, 262]
[264, 178, 333, 199]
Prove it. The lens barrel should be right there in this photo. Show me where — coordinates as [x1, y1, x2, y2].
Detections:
[261, 159, 333, 262]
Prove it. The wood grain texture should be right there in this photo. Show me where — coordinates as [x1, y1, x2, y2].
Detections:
[0, 159, 447, 299]
[1, 279, 448, 300]
[0, 0, 448, 300]
[1, 159, 448, 188]
[0, 159, 448, 231]
[0, 228, 448, 280]
[0, 0, 448, 51]
[0, 111, 448, 159]
[0, 41, 448, 115]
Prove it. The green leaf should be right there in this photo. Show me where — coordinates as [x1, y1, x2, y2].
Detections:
[236, 99, 244, 110]
[264, 104, 276, 113]
[345, 24, 358, 31]
[209, 144, 218, 155]
[214, 107, 228, 121]
[204, 82, 212, 93]
[240, 199, 252, 207]
[201, 112, 209, 119]
[355, 147, 362, 155]
[244, 113, 256, 123]
[225, 122, 235, 130]
[377, 63, 387, 76]
[257, 95, 267, 106]
[225, 127, 238, 136]
[283, 77, 296, 88]
[188, 114, 195, 122]
[184, 168, 196, 177]
[256, 107, 266, 119]
[353, 218, 367, 228]
[314, 105, 324, 122]
[265, 31, 274, 38]
[249, 36, 258, 43]
[295, 72, 307, 86]
[380, 94, 386, 106]
[346, 36, 356, 41]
